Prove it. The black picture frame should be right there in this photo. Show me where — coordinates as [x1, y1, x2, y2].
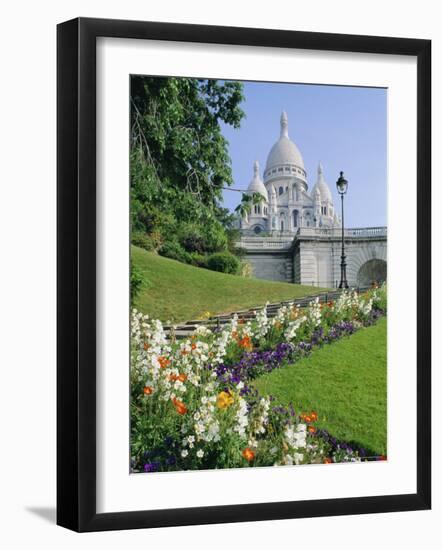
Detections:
[57, 17, 431, 532]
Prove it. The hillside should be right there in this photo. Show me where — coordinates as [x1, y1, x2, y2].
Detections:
[132, 246, 325, 322]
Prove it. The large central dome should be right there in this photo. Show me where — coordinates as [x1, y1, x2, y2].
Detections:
[264, 111, 305, 173]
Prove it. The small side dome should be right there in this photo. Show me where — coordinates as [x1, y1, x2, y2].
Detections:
[311, 162, 332, 203]
[247, 160, 268, 201]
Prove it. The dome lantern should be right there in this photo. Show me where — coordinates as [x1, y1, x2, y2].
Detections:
[280, 111, 289, 138]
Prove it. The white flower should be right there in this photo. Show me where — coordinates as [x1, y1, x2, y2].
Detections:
[293, 452, 304, 465]
[181, 450, 188, 458]
[196, 449, 204, 458]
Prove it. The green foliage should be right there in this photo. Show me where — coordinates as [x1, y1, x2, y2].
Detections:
[235, 191, 266, 219]
[158, 240, 191, 264]
[130, 258, 144, 305]
[130, 76, 245, 270]
[188, 252, 207, 268]
[131, 231, 155, 251]
[206, 251, 241, 275]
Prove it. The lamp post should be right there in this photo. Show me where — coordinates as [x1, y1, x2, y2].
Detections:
[336, 171, 349, 289]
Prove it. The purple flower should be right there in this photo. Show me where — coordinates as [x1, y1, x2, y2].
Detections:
[144, 462, 160, 473]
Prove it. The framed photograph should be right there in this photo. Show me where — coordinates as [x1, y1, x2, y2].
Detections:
[57, 17, 431, 532]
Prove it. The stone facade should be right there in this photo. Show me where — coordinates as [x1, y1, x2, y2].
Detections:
[238, 227, 387, 288]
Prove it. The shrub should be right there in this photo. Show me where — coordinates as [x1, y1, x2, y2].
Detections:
[178, 223, 206, 254]
[131, 231, 155, 251]
[188, 252, 207, 268]
[130, 259, 144, 304]
[159, 240, 191, 264]
[206, 251, 240, 275]
[240, 261, 254, 278]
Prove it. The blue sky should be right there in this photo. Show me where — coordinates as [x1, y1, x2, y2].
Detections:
[220, 81, 387, 228]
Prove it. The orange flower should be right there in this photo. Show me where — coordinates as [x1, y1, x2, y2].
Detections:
[191, 343, 197, 351]
[169, 373, 188, 383]
[324, 458, 333, 464]
[308, 426, 316, 434]
[158, 356, 171, 369]
[143, 386, 154, 395]
[239, 335, 252, 350]
[172, 397, 187, 415]
[242, 447, 255, 462]
[231, 330, 238, 339]
[143, 342, 150, 351]
[303, 415, 312, 423]
[310, 411, 318, 421]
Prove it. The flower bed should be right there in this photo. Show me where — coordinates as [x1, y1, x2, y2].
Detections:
[131, 285, 387, 473]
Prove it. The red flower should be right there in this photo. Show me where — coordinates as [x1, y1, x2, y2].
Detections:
[143, 386, 154, 395]
[158, 356, 171, 369]
[242, 448, 255, 462]
[172, 397, 187, 415]
[239, 335, 253, 351]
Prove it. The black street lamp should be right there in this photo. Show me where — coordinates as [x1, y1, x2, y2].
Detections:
[336, 171, 349, 289]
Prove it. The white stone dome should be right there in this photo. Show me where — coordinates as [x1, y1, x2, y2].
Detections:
[311, 162, 333, 202]
[265, 112, 305, 171]
[247, 160, 268, 201]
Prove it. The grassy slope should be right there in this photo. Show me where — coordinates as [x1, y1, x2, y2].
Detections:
[132, 246, 324, 322]
[253, 317, 387, 455]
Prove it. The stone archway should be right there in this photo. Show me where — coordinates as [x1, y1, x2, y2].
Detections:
[357, 259, 387, 287]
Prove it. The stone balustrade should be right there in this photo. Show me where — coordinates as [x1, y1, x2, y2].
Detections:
[296, 226, 387, 238]
[238, 227, 387, 249]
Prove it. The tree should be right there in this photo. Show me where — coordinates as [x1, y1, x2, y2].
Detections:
[235, 192, 266, 223]
[130, 77, 245, 260]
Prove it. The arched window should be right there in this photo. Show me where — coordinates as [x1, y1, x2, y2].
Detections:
[293, 210, 299, 228]
[280, 220, 284, 231]
[279, 186, 283, 195]
[272, 217, 276, 229]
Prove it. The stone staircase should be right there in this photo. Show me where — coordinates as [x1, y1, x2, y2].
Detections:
[163, 287, 368, 340]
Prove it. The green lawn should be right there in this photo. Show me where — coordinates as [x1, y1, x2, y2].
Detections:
[132, 246, 325, 322]
[253, 317, 387, 455]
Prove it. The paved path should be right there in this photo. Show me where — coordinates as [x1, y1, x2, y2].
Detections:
[163, 287, 368, 340]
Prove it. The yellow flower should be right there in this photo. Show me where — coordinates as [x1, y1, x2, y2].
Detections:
[216, 391, 234, 409]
